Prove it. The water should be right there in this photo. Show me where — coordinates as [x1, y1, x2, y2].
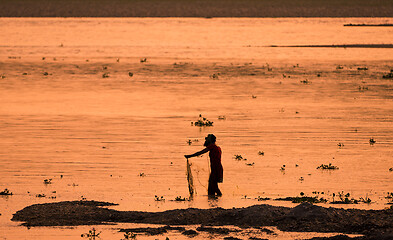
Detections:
[0, 17, 393, 239]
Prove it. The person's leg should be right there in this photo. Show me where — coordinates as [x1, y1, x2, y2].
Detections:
[208, 175, 222, 196]
[216, 184, 222, 196]
[208, 176, 216, 196]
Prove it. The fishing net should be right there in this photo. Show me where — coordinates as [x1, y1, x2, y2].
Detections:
[186, 156, 210, 197]
[186, 158, 195, 196]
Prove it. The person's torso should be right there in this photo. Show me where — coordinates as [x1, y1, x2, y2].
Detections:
[208, 144, 222, 168]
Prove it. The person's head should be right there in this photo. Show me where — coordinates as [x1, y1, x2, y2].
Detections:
[204, 134, 216, 146]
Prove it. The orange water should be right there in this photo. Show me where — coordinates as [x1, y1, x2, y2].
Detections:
[0, 17, 393, 239]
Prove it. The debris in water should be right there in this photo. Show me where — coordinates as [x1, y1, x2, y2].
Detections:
[175, 196, 187, 201]
[155, 195, 165, 201]
[0, 188, 13, 196]
[382, 69, 393, 79]
[81, 228, 101, 239]
[43, 179, 52, 184]
[317, 163, 339, 170]
[191, 114, 213, 127]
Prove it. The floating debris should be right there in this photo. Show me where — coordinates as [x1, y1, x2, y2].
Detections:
[385, 192, 393, 202]
[275, 194, 327, 203]
[191, 114, 213, 127]
[43, 179, 52, 184]
[369, 138, 376, 145]
[357, 67, 368, 70]
[36, 193, 46, 198]
[0, 188, 13, 196]
[43, 72, 49, 76]
[359, 195, 372, 204]
[256, 196, 270, 201]
[218, 115, 226, 120]
[174, 196, 186, 201]
[210, 73, 220, 79]
[331, 192, 360, 204]
[121, 231, 136, 240]
[282, 74, 290, 78]
[81, 228, 101, 239]
[102, 73, 109, 78]
[155, 195, 165, 201]
[382, 69, 393, 79]
[300, 79, 311, 84]
[317, 163, 339, 170]
[358, 86, 369, 91]
[336, 65, 344, 70]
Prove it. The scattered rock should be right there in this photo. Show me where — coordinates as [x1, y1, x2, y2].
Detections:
[182, 229, 198, 236]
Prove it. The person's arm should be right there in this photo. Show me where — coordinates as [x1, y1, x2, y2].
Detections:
[185, 148, 209, 159]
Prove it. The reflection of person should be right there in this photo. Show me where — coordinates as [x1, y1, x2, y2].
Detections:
[185, 134, 223, 197]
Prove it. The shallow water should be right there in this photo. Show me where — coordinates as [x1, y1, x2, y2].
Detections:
[1, 17, 393, 239]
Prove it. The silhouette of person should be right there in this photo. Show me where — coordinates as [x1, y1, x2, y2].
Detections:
[185, 134, 223, 197]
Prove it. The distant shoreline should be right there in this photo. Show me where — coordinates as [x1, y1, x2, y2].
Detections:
[344, 23, 393, 26]
[1, 0, 393, 17]
[269, 44, 393, 48]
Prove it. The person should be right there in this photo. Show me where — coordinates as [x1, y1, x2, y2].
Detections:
[184, 134, 223, 197]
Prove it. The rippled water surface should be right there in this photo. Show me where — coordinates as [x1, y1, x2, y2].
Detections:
[1, 18, 393, 239]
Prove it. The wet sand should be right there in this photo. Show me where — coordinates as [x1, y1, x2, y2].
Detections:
[11, 200, 393, 239]
[1, 0, 393, 17]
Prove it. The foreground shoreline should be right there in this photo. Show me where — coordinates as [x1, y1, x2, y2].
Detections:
[1, 0, 393, 17]
[11, 200, 393, 239]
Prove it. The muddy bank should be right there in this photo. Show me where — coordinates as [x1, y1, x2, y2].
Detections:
[1, 0, 392, 17]
[12, 201, 393, 238]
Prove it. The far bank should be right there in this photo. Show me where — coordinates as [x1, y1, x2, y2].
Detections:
[0, 0, 393, 17]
